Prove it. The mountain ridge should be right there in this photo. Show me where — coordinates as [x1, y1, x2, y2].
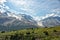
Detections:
[0, 3, 60, 31]
[38, 16, 60, 27]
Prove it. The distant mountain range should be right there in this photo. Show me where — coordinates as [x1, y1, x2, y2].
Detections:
[0, 3, 60, 31]
[0, 4, 38, 31]
[38, 15, 60, 27]
[0, 10, 38, 31]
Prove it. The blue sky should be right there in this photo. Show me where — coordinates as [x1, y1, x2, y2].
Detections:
[0, 0, 60, 18]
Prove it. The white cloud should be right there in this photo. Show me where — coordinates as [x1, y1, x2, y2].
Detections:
[0, 0, 10, 13]
[40, 9, 60, 19]
[41, 13, 60, 20]
[3, 0, 60, 20]
[10, 0, 27, 6]
[5, 6, 9, 9]
[0, 0, 6, 4]
[0, 8, 5, 13]
[8, 0, 38, 15]
[0, 4, 9, 10]
[32, 9, 60, 21]
[51, 9, 60, 14]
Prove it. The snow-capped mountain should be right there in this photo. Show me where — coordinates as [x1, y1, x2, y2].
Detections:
[38, 14, 60, 27]
[0, 4, 38, 31]
[0, 1, 60, 31]
[0, 11, 38, 31]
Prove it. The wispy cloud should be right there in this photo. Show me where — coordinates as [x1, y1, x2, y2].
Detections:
[7, 0, 41, 15]
[0, 0, 10, 13]
[51, 9, 60, 14]
[1, 0, 60, 20]
[40, 9, 60, 20]
[0, 0, 6, 4]
[34, 8, 60, 20]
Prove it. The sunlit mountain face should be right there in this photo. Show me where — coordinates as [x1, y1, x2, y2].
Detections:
[0, 0, 60, 31]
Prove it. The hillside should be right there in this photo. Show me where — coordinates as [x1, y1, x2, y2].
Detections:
[0, 26, 60, 40]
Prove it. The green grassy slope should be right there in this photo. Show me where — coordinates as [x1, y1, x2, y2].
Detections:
[0, 26, 60, 40]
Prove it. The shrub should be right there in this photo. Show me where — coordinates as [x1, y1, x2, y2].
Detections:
[26, 32, 30, 35]
[1, 31, 5, 33]
[53, 30, 57, 32]
[43, 31, 49, 36]
[32, 37, 35, 40]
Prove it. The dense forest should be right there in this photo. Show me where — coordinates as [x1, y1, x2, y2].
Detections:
[0, 26, 60, 40]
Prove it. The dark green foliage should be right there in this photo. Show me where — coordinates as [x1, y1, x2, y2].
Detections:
[45, 26, 47, 28]
[53, 30, 57, 32]
[1, 31, 5, 33]
[32, 37, 35, 40]
[43, 31, 49, 36]
[10, 34, 20, 40]
[5, 36, 8, 40]
[26, 32, 30, 35]
[10, 35, 15, 40]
